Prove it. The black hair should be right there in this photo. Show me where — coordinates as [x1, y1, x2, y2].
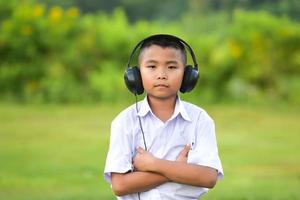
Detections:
[138, 35, 187, 64]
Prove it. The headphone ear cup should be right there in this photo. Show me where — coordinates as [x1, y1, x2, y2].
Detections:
[124, 66, 144, 95]
[180, 65, 199, 93]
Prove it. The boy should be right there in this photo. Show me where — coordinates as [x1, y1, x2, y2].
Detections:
[104, 34, 223, 200]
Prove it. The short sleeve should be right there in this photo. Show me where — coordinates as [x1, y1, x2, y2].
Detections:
[104, 120, 133, 183]
[187, 118, 224, 179]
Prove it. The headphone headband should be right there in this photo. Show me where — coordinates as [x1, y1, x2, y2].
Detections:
[126, 34, 198, 70]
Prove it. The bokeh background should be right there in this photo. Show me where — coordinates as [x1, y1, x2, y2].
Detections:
[0, 0, 300, 199]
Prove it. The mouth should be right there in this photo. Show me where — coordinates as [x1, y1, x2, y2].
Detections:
[154, 84, 169, 88]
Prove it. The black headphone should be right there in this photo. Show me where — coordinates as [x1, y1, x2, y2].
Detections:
[124, 34, 199, 95]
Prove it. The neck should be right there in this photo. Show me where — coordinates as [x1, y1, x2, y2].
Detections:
[147, 95, 177, 122]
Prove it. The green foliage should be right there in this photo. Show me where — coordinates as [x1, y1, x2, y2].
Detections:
[0, 1, 300, 104]
[182, 10, 300, 103]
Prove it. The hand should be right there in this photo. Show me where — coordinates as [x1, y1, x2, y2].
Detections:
[133, 147, 157, 172]
[176, 144, 190, 163]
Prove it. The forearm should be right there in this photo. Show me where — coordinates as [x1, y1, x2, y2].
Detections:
[111, 171, 168, 196]
[152, 159, 218, 188]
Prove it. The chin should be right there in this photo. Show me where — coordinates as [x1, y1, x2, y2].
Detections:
[148, 93, 177, 100]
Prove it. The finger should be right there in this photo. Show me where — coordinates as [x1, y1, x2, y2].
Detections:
[180, 144, 190, 157]
[136, 146, 145, 154]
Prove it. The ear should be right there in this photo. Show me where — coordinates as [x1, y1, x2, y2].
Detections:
[180, 65, 199, 93]
[124, 66, 144, 95]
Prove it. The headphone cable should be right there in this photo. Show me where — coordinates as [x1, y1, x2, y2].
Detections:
[135, 94, 148, 200]
[135, 94, 148, 151]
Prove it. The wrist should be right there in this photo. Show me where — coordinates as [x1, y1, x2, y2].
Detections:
[150, 157, 161, 172]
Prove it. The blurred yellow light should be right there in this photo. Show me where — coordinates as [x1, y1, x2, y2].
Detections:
[32, 4, 44, 17]
[67, 7, 79, 18]
[49, 6, 63, 22]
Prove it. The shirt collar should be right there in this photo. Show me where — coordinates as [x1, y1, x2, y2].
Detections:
[137, 95, 191, 122]
[137, 96, 152, 117]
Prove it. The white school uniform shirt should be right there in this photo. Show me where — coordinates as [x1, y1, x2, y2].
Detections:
[104, 96, 223, 200]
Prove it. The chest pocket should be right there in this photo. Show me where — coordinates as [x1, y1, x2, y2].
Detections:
[171, 130, 188, 148]
[162, 129, 189, 161]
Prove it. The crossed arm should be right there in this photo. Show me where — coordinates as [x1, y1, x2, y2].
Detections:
[111, 145, 218, 196]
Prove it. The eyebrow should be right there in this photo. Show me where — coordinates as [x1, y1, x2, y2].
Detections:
[145, 60, 180, 65]
[166, 60, 179, 65]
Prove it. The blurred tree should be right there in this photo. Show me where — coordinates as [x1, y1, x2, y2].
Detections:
[188, 0, 300, 21]
[37, 0, 76, 9]
[37, 0, 188, 22]
[120, 0, 188, 22]
[36, 0, 300, 21]
[75, 0, 121, 13]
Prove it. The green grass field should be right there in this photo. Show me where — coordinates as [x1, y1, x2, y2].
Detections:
[0, 102, 299, 200]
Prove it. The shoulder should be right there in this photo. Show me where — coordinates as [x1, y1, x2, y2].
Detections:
[181, 100, 214, 123]
[111, 102, 139, 127]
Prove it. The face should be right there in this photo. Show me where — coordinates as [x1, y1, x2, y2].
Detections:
[139, 45, 185, 100]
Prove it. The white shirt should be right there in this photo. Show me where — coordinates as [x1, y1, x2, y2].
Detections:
[104, 96, 223, 200]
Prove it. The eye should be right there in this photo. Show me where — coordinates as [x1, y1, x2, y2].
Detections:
[168, 66, 178, 69]
[147, 65, 156, 69]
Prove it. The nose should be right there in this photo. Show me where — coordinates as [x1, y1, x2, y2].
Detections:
[157, 68, 167, 80]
